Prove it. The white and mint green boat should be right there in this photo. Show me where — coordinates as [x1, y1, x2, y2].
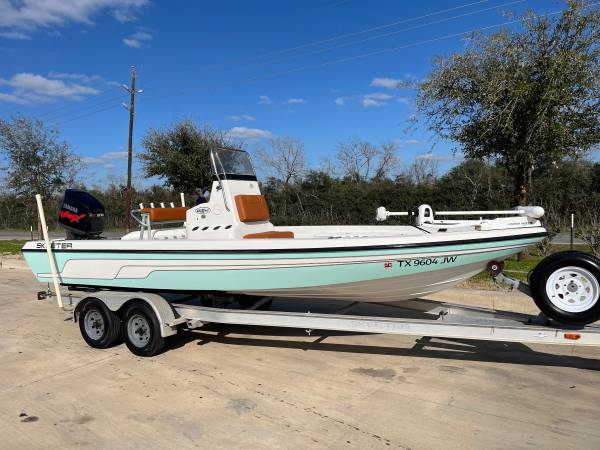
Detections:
[23, 148, 548, 303]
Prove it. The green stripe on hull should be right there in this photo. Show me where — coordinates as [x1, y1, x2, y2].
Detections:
[23, 236, 543, 272]
[25, 245, 533, 291]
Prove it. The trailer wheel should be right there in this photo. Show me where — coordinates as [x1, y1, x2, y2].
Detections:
[530, 251, 600, 325]
[122, 302, 165, 357]
[78, 298, 122, 349]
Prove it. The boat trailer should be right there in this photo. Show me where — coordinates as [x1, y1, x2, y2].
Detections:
[41, 276, 600, 357]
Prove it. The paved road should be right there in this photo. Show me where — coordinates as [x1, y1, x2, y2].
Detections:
[0, 230, 587, 244]
[1, 265, 599, 449]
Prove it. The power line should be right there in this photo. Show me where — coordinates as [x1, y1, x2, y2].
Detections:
[153, 0, 494, 79]
[55, 2, 595, 126]
[42, 93, 126, 122]
[212, 0, 526, 77]
[141, 6, 572, 106]
[0, 1, 498, 124]
[53, 103, 122, 125]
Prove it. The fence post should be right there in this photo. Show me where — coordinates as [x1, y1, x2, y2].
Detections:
[570, 213, 574, 251]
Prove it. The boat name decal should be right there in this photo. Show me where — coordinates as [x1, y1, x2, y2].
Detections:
[59, 209, 86, 223]
[196, 207, 211, 215]
[36, 242, 73, 250]
[397, 255, 458, 268]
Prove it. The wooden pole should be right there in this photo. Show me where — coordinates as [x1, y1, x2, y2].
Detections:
[35, 194, 63, 309]
[125, 66, 136, 232]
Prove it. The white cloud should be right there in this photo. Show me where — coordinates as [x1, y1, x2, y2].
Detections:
[258, 95, 273, 105]
[371, 77, 403, 89]
[416, 152, 460, 161]
[228, 127, 273, 139]
[82, 150, 128, 167]
[362, 92, 392, 108]
[396, 97, 411, 106]
[0, 0, 149, 39]
[227, 114, 256, 121]
[48, 71, 103, 84]
[334, 97, 346, 106]
[0, 92, 28, 105]
[102, 151, 128, 160]
[0, 30, 29, 40]
[82, 156, 103, 164]
[284, 98, 306, 105]
[405, 139, 419, 145]
[123, 29, 152, 48]
[0, 72, 99, 105]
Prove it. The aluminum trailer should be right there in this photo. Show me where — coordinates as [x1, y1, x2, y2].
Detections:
[64, 285, 600, 357]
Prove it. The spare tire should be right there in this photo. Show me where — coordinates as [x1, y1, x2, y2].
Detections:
[529, 251, 600, 325]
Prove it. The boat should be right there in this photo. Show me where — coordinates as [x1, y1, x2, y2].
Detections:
[21, 147, 600, 325]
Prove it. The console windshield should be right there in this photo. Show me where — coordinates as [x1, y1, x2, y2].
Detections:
[212, 148, 256, 179]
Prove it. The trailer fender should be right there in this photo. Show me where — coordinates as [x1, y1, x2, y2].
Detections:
[73, 292, 178, 337]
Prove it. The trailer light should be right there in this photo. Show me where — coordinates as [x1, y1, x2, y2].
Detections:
[564, 333, 581, 340]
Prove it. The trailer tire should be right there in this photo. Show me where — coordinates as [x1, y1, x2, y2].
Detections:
[78, 298, 122, 349]
[530, 251, 600, 325]
[122, 301, 165, 357]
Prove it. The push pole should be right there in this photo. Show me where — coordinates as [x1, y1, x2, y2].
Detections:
[35, 194, 63, 309]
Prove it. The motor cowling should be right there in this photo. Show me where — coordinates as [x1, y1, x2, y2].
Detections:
[58, 189, 105, 239]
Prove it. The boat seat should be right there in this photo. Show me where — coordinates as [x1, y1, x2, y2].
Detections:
[141, 207, 188, 222]
[235, 195, 270, 222]
[244, 231, 294, 239]
[236, 195, 294, 238]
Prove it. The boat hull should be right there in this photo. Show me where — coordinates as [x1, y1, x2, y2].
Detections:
[22, 234, 544, 302]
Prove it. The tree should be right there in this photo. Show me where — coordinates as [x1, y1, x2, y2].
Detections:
[139, 120, 232, 193]
[406, 156, 439, 186]
[374, 141, 400, 179]
[0, 115, 80, 198]
[336, 138, 399, 182]
[256, 136, 306, 185]
[592, 162, 600, 193]
[416, 1, 600, 205]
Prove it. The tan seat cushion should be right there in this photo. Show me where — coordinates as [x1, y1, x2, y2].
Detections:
[235, 195, 270, 222]
[141, 207, 188, 222]
[244, 231, 294, 239]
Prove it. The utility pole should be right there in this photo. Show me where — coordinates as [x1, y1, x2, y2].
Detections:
[122, 66, 139, 231]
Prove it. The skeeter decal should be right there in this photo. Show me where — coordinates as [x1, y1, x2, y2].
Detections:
[36, 242, 73, 249]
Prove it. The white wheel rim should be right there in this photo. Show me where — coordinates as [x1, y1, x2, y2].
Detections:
[127, 313, 151, 348]
[84, 309, 105, 340]
[545, 266, 600, 313]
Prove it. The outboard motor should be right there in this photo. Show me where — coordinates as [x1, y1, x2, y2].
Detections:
[58, 189, 105, 239]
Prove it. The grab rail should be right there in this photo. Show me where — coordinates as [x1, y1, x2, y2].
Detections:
[376, 205, 545, 223]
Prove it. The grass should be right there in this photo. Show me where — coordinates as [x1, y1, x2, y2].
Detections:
[0, 240, 26, 255]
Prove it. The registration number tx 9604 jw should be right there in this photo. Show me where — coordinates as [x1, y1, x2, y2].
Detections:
[396, 255, 458, 268]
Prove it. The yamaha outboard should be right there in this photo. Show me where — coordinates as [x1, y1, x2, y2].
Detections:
[58, 189, 105, 239]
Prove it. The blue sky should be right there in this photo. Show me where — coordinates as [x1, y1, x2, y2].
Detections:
[0, 0, 567, 186]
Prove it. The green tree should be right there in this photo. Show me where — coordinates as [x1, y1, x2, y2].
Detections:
[0, 115, 80, 198]
[139, 120, 232, 193]
[416, 1, 600, 205]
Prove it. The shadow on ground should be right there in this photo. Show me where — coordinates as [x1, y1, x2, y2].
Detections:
[162, 323, 600, 371]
